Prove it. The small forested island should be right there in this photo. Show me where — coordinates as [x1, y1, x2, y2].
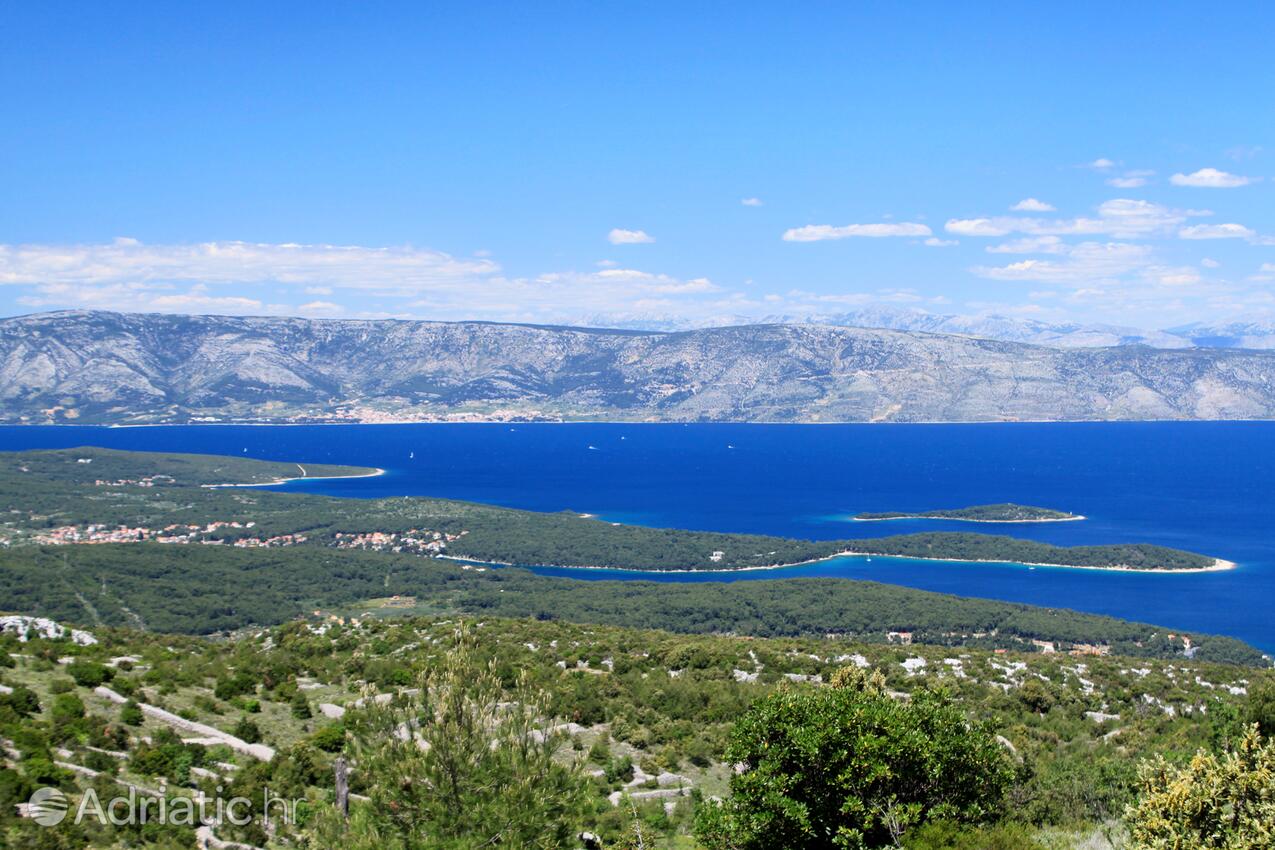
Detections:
[855, 503, 1082, 522]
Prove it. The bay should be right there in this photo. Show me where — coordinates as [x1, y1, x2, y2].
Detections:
[2, 422, 1272, 651]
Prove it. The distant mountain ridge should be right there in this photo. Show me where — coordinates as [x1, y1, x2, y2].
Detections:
[5, 309, 1275, 424]
[586, 305, 1274, 350]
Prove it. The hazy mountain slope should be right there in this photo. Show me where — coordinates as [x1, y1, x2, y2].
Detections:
[587, 305, 1196, 348]
[4, 310, 1275, 423]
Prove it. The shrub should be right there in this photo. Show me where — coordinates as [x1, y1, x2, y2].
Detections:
[233, 717, 262, 744]
[1125, 725, 1275, 849]
[119, 700, 144, 726]
[290, 691, 312, 719]
[903, 820, 1044, 849]
[307, 626, 591, 849]
[1, 686, 40, 717]
[695, 668, 1012, 850]
[67, 660, 112, 688]
[310, 723, 346, 753]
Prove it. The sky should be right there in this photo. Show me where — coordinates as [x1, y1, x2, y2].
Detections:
[2, 2, 1274, 331]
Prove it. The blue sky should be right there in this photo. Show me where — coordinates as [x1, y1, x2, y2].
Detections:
[2, 2, 1273, 329]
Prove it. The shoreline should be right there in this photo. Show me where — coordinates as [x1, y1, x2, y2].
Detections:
[440, 552, 1237, 577]
[203, 464, 385, 489]
[852, 515, 1086, 524]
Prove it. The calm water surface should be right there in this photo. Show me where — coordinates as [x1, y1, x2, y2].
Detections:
[2, 422, 1272, 650]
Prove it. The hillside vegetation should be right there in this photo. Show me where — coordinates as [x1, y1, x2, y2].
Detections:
[1, 614, 1271, 848]
[856, 503, 1080, 522]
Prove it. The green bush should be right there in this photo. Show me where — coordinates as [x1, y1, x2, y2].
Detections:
[695, 670, 1012, 850]
[233, 716, 262, 744]
[67, 660, 112, 688]
[309, 723, 345, 753]
[290, 691, 312, 720]
[119, 700, 144, 726]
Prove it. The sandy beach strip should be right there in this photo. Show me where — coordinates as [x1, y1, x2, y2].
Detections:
[439, 552, 1236, 576]
[203, 465, 385, 489]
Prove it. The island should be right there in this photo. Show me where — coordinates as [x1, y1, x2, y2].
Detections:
[855, 503, 1083, 523]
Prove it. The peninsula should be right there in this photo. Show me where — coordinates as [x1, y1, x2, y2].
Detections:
[0, 449, 1224, 578]
[855, 503, 1083, 523]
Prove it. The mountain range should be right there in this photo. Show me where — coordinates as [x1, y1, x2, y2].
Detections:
[4, 310, 1275, 424]
[585, 305, 1275, 350]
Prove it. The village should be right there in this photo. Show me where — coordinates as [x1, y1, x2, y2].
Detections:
[24, 520, 466, 556]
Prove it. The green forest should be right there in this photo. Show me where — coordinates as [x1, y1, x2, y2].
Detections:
[856, 503, 1079, 522]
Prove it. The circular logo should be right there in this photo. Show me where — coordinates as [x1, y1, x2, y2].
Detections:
[28, 787, 68, 827]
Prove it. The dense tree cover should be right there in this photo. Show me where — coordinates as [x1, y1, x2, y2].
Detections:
[0, 446, 368, 488]
[846, 533, 1213, 571]
[695, 669, 1013, 849]
[1125, 726, 1275, 849]
[856, 503, 1077, 521]
[0, 543, 1263, 664]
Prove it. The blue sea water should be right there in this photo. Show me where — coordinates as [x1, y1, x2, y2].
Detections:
[2, 422, 1273, 651]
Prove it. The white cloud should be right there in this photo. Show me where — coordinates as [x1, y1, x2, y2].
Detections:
[973, 242, 1153, 284]
[1179, 223, 1255, 240]
[1089, 158, 1116, 169]
[608, 228, 655, 244]
[923, 237, 958, 247]
[1011, 198, 1055, 212]
[1170, 168, 1254, 188]
[1201, 258, 1221, 269]
[947, 199, 1198, 240]
[986, 236, 1069, 254]
[297, 300, 342, 314]
[0, 238, 499, 294]
[740, 197, 764, 207]
[1155, 268, 1202, 287]
[782, 222, 931, 242]
[1105, 170, 1155, 188]
[945, 218, 1011, 237]
[0, 237, 744, 326]
[15, 282, 271, 314]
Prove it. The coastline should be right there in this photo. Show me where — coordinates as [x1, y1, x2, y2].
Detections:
[440, 552, 1237, 577]
[203, 464, 385, 489]
[852, 515, 1086, 524]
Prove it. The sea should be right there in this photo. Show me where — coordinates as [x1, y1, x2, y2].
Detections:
[2, 422, 1272, 652]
